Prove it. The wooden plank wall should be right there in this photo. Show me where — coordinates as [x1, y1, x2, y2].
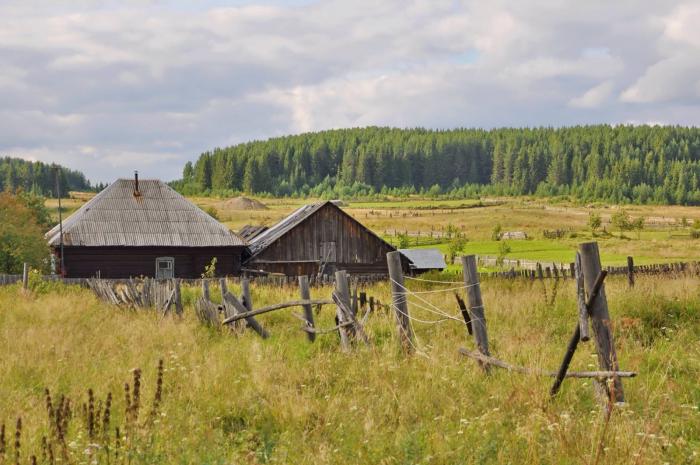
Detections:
[249, 204, 395, 275]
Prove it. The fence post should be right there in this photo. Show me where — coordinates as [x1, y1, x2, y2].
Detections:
[387, 251, 415, 353]
[174, 279, 183, 316]
[22, 263, 29, 290]
[299, 276, 315, 342]
[334, 270, 353, 351]
[627, 256, 635, 288]
[236, 279, 269, 338]
[202, 280, 210, 301]
[462, 255, 490, 360]
[580, 242, 625, 405]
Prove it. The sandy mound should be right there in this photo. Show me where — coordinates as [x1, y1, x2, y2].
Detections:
[223, 196, 269, 210]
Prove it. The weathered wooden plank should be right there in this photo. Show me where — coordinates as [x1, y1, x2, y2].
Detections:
[387, 251, 415, 353]
[299, 276, 315, 342]
[462, 255, 489, 360]
[580, 242, 625, 404]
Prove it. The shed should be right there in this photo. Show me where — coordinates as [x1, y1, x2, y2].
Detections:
[46, 175, 246, 278]
[399, 248, 447, 273]
[243, 201, 404, 277]
[500, 231, 528, 240]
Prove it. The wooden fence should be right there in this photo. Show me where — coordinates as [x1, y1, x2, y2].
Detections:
[1, 258, 698, 289]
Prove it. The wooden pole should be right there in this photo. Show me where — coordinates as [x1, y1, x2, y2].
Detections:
[627, 256, 635, 288]
[240, 279, 269, 338]
[22, 263, 29, 290]
[580, 242, 624, 404]
[334, 270, 353, 351]
[550, 269, 607, 397]
[173, 279, 183, 316]
[387, 251, 415, 353]
[575, 253, 590, 342]
[299, 276, 315, 342]
[202, 280, 210, 301]
[462, 256, 489, 360]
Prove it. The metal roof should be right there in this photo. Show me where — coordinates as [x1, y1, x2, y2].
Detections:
[46, 179, 245, 247]
[399, 248, 447, 270]
[247, 202, 327, 256]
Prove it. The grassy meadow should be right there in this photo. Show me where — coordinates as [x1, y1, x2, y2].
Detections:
[1, 273, 699, 464]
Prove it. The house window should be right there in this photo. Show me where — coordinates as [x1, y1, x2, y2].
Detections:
[155, 257, 174, 279]
[320, 242, 337, 263]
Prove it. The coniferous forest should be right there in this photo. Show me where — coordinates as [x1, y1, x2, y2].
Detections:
[172, 125, 700, 205]
[0, 157, 94, 197]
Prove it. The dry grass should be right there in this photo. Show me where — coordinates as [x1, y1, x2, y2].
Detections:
[0, 274, 698, 464]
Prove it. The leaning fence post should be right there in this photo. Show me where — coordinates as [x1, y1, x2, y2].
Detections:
[22, 263, 29, 290]
[241, 279, 269, 337]
[580, 242, 625, 405]
[333, 270, 353, 351]
[462, 255, 490, 361]
[387, 251, 415, 353]
[299, 276, 315, 342]
[627, 256, 635, 288]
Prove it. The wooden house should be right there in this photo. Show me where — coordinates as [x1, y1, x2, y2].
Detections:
[242, 201, 404, 277]
[45, 175, 246, 278]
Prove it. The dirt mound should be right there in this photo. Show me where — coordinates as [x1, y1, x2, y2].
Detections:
[223, 196, 269, 210]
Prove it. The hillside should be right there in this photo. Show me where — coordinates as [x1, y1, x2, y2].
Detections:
[0, 157, 93, 197]
[174, 125, 700, 205]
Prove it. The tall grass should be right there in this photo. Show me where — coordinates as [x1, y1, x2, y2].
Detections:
[0, 276, 698, 464]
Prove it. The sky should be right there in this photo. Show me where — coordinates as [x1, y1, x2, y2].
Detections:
[1, 0, 699, 183]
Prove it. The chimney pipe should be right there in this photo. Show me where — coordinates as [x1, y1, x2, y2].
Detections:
[134, 170, 140, 196]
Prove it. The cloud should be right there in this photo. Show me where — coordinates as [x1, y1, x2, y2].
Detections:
[570, 81, 615, 108]
[0, 0, 699, 183]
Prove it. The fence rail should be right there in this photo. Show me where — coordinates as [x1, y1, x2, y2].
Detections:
[1, 259, 697, 288]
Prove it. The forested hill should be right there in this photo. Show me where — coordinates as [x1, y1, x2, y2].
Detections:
[175, 125, 700, 205]
[0, 157, 93, 197]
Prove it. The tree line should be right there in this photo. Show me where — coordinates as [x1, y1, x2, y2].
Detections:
[0, 157, 95, 197]
[172, 125, 700, 205]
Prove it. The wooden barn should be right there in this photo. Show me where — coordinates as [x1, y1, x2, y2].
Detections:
[46, 175, 246, 278]
[242, 201, 404, 277]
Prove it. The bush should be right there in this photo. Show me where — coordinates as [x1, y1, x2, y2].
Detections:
[0, 192, 51, 273]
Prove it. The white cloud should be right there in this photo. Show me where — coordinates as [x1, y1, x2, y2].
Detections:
[0, 0, 699, 182]
[570, 81, 615, 108]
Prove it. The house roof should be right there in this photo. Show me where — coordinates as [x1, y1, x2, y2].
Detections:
[46, 179, 245, 247]
[246, 201, 397, 259]
[238, 224, 269, 242]
[399, 248, 447, 270]
[247, 202, 327, 256]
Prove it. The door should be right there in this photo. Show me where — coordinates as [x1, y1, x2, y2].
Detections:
[155, 257, 175, 279]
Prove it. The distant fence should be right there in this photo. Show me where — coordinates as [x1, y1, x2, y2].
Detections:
[1, 260, 697, 288]
[0, 272, 389, 288]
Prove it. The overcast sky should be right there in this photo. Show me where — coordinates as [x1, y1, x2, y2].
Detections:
[1, 0, 699, 183]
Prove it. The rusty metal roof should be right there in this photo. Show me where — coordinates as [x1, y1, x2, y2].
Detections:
[46, 179, 245, 247]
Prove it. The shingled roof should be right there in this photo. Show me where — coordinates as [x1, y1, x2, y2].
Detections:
[46, 179, 245, 247]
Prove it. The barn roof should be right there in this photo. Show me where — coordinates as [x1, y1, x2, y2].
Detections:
[46, 179, 245, 247]
[247, 202, 327, 256]
[238, 224, 269, 242]
[399, 248, 447, 270]
[246, 201, 397, 259]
